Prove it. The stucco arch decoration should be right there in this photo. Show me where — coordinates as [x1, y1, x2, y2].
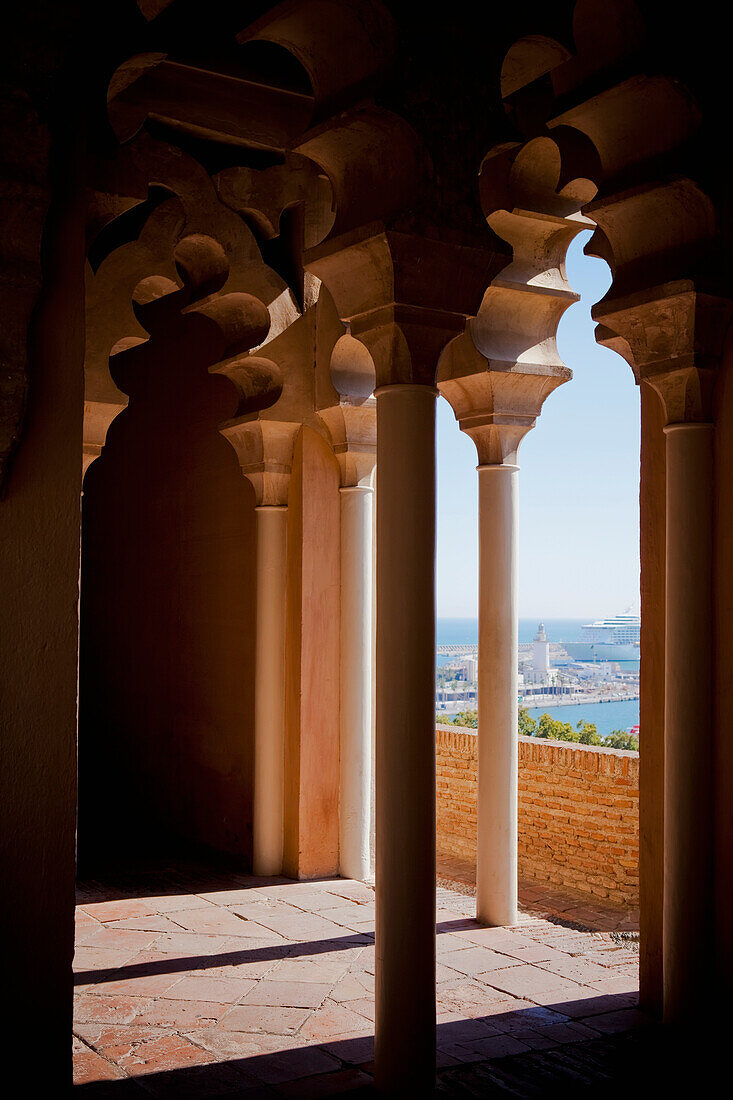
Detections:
[479, 0, 733, 426]
[85, 0, 428, 489]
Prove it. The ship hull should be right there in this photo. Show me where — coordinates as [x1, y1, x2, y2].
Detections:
[563, 642, 640, 662]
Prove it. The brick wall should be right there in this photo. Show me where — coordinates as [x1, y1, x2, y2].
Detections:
[436, 725, 639, 906]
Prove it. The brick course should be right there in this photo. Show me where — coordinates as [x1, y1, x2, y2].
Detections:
[436, 725, 639, 906]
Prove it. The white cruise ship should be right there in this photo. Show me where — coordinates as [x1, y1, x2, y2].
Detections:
[563, 610, 640, 662]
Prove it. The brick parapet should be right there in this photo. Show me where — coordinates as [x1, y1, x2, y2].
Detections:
[435, 724, 639, 906]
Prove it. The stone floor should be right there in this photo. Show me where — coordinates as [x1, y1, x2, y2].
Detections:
[437, 854, 640, 934]
[73, 863, 646, 1097]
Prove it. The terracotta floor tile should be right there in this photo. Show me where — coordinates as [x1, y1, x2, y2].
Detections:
[268, 956, 351, 985]
[74, 992, 153, 1025]
[162, 975, 257, 1004]
[73, 870, 643, 1096]
[88, 967, 185, 999]
[320, 906, 373, 932]
[145, 932, 247, 956]
[244, 1045, 342, 1085]
[104, 915, 188, 934]
[80, 899, 162, 923]
[536, 955, 615, 983]
[321, 1035, 374, 1064]
[440, 946, 522, 976]
[234, 910, 351, 943]
[73, 1035, 125, 1084]
[75, 927, 163, 953]
[240, 980, 332, 1010]
[195, 888, 269, 906]
[323, 882, 374, 904]
[73, 945, 140, 973]
[587, 975, 640, 996]
[106, 1029, 214, 1076]
[457, 1033, 531, 1058]
[146, 894, 219, 914]
[578, 1007, 650, 1033]
[275, 1066, 373, 1097]
[218, 1005, 311, 1035]
[336, 996, 374, 1022]
[296, 1000, 374, 1042]
[164, 907, 254, 937]
[132, 998, 229, 1029]
[479, 963, 590, 999]
[329, 972, 374, 1002]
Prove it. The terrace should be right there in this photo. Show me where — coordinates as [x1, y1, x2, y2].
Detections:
[73, 864, 644, 1097]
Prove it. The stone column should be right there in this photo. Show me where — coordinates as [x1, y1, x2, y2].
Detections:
[339, 482, 375, 880]
[476, 461, 519, 926]
[319, 375, 377, 883]
[663, 420, 714, 1021]
[374, 382, 437, 1096]
[220, 417, 300, 875]
[252, 503, 288, 875]
[438, 332, 570, 929]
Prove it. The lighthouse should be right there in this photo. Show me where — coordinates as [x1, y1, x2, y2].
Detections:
[533, 622, 550, 675]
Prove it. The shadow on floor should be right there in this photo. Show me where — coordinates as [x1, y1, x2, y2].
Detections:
[74, 994, 662, 1097]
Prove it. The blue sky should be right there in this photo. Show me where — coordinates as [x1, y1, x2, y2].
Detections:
[436, 230, 641, 619]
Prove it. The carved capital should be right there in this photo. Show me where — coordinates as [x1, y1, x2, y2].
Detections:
[318, 400, 376, 488]
[594, 284, 733, 423]
[306, 230, 495, 386]
[220, 418, 301, 506]
[437, 330, 570, 464]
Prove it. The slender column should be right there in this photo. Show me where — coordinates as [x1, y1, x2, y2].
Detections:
[252, 504, 288, 876]
[339, 484, 375, 881]
[663, 422, 714, 1021]
[375, 384, 436, 1095]
[477, 463, 519, 926]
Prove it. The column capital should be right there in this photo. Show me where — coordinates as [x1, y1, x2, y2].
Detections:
[595, 283, 733, 425]
[220, 416, 300, 506]
[318, 399, 376, 488]
[306, 229, 496, 387]
[437, 330, 570, 464]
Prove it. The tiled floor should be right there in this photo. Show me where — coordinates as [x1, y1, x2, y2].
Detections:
[73, 864, 644, 1097]
[437, 854, 640, 934]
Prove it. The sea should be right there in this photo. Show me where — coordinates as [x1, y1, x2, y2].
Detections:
[437, 617, 587, 648]
[437, 617, 640, 737]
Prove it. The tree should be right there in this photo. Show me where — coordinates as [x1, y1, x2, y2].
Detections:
[576, 720, 602, 745]
[603, 729, 639, 751]
[442, 709, 478, 728]
[518, 706, 537, 737]
[536, 713, 578, 741]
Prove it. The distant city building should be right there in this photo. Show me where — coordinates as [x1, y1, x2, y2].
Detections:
[532, 622, 550, 675]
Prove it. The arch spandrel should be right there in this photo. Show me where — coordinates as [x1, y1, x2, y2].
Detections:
[478, 0, 733, 428]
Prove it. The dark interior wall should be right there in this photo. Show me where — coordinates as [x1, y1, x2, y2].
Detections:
[78, 323, 257, 869]
[0, 132, 84, 1089]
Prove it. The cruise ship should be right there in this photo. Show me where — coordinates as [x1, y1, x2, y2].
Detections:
[563, 610, 641, 662]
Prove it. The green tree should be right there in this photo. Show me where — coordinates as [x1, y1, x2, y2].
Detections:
[443, 709, 478, 728]
[536, 712, 578, 741]
[603, 729, 639, 751]
[576, 720, 602, 745]
[518, 706, 537, 737]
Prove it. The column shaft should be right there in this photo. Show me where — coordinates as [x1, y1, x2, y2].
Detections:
[375, 385, 436, 1094]
[663, 422, 714, 1021]
[476, 464, 519, 927]
[339, 485, 374, 881]
[252, 505, 287, 876]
